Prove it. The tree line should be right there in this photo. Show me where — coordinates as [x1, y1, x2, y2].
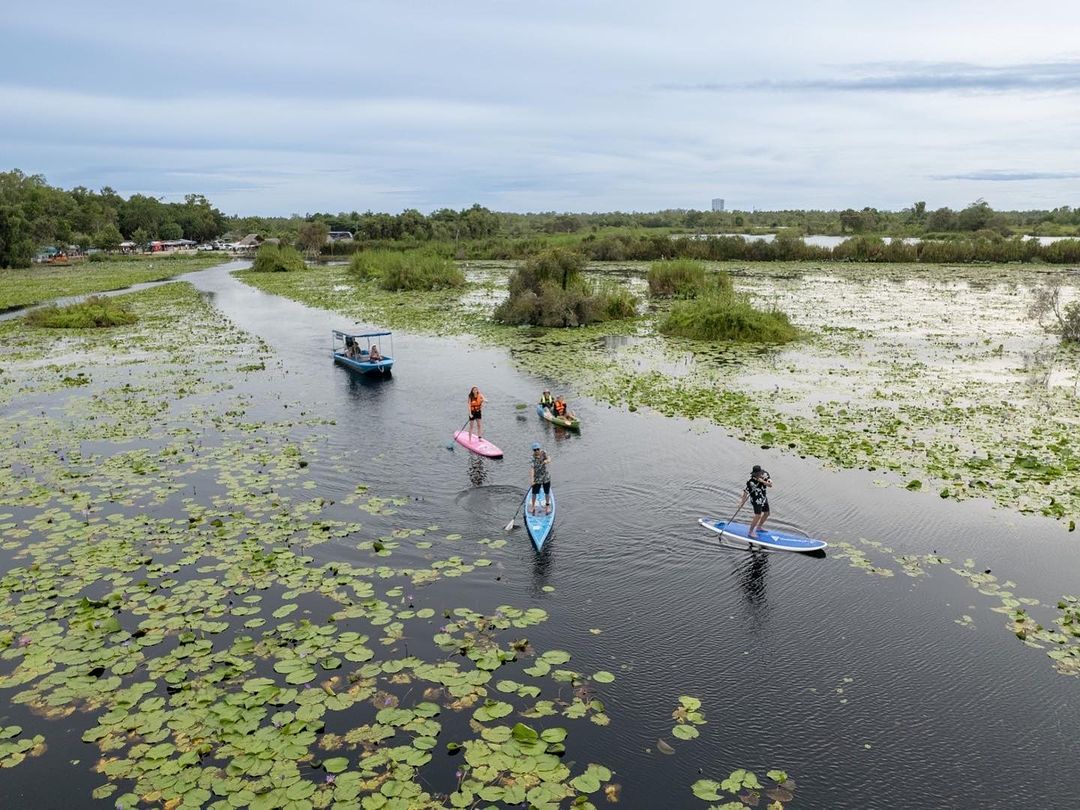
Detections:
[1, 170, 228, 268]
[4, 168, 1080, 268]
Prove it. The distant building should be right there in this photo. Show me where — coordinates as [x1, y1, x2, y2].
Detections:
[711, 198, 725, 212]
[327, 231, 354, 242]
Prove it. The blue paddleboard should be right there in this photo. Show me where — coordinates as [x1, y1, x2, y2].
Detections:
[698, 518, 827, 553]
[524, 490, 556, 551]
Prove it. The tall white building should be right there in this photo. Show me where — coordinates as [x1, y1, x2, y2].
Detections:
[711, 198, 725, 212]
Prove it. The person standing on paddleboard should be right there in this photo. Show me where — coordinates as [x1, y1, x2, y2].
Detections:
[467, 386, 486, 440]
[735, 465, 772, 539]
[529, 442, 552, 515]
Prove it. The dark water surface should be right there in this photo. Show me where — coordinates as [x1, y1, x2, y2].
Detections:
[5, 261, 1079, 808]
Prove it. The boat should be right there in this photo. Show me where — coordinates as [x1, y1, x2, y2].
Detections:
[536, 403, 580, 431]
[452, 430, 503, 458]
[332, 330, 394, 375]
[524, 489, 556, 551]
[698, 518, 827, 553]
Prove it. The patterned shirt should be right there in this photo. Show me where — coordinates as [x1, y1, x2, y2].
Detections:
[532, 453, 550, 484]
[746, 477, 768, 506]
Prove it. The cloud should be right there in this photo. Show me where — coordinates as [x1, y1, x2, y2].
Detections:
[931, 170, 1080, 182]
[658, 60, 1080, 94]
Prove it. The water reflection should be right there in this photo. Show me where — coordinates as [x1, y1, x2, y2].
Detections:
[529, 536, 554, 595]
[467, 454, 489, 487]
[736, 549, 770, 633]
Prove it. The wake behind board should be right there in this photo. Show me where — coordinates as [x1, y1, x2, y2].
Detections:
[698, 518, 827, 553]
[453, 431, 503, 458]
[524, 490, 556, 551]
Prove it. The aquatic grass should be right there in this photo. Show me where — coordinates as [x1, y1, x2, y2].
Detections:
[24, 295, 138, 328]
[251, 243, 307, 273]
[350, 249, 465, 290]
[659, 290, 799, 343]
[647, 258, 733, 299]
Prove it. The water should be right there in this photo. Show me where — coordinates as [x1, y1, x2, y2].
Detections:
[677, 233, 1077, 248]
[3, 261, 1079, 807]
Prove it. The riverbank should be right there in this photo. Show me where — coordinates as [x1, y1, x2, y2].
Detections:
[237, 260, 1080, 529]
[0, 253, 230, 311]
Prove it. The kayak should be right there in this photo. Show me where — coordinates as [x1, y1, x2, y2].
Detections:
[698, 518, 827, 553]
[536, 404, 580, 431]
[524, 489, 556, 551]
[453, 431, 503, 458]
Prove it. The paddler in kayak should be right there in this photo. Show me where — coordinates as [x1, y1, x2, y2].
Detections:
[552, 395, 575, 422]
[539, 390, 555, 413]
[467, 386, 486, 440]
[735, 465, 772, 539]
[529, 442, 552, 515]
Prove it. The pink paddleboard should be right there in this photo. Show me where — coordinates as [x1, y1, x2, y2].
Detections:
[453, 430, 503, 458]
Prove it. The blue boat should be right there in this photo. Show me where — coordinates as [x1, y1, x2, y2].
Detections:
[332, 330, 394, 375]
[524, 489, 556, 551]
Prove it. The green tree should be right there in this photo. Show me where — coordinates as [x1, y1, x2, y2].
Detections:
[159, 221, 183, 240]
[297, 220, 330, 256]
[958, 199, 994, 231]
[94, 223, 123, 251]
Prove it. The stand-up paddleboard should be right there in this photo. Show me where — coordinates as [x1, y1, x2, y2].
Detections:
[698, 518, 827, 553]
[536, 404, 581, 431]
[453, 431, 503, 458]
[524, 490, 556, 551]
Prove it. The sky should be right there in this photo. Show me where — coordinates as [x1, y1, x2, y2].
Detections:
[3, 0, 1080, 216]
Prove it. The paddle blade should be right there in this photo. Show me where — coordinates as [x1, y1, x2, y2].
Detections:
[504, 519, 516, 531]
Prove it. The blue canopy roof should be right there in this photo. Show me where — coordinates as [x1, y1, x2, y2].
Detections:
[333, 330, 392, 339]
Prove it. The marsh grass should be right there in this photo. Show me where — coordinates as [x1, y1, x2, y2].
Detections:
[25, 296, 138, 328]
[349, 250, 465, 290]
[659, 291, 798, 343]
[251, 244, 307, 273]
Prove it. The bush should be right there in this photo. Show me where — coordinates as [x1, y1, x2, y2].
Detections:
[25, 296, 138, 328]
[252, 244, 307, 273]
[659, 291, 798, 343]
[349, 250, 465, 290]
[493, 248, 637, 327]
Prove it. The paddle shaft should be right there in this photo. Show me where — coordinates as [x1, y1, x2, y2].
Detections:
[504, 498, 525, 531]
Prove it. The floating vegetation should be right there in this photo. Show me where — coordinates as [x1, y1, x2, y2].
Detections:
[0, 282, 642, 806]
[671, 695, 706, 740]
[691, 769, 796, 807]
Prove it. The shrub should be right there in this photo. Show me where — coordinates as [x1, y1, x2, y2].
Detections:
[648, 259, 707, 297]
[493, 248, 637, 327]
[25, 296, 137, 328]
[349, 250, 465, 290]
[252, 244, 306, 273]
[1030, 282, 1080, 343]
[659, 291, 798, 343]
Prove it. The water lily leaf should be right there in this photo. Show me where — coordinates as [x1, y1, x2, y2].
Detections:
[323, 756, 349, 773]
[592, 671, 615, 683]
[691, 779, 721, 801]
[672, 724, 699, 740]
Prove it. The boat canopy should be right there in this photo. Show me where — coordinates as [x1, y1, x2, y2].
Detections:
[333, 330, 392, 339]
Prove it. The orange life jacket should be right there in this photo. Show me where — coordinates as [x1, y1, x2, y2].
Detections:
[553, 401, 566, 416]
[469, 393, 484, 410]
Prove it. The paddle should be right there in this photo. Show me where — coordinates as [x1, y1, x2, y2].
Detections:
[717, 502, 743, 542]
[504, 496, 525, 531]
[445, 417, 471, 450]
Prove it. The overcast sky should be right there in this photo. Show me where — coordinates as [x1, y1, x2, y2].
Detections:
[4, 1, 1080, 215]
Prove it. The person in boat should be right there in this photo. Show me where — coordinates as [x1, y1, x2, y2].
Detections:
[529, 442, 552, 515]
[552, 395, 575, 421]
[735, 465, 772, 539]
[346, 339, 362, 359]
[368, 344, 382, 362]
[467, 386, 485, 440]
[539, 390, 555, 412]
